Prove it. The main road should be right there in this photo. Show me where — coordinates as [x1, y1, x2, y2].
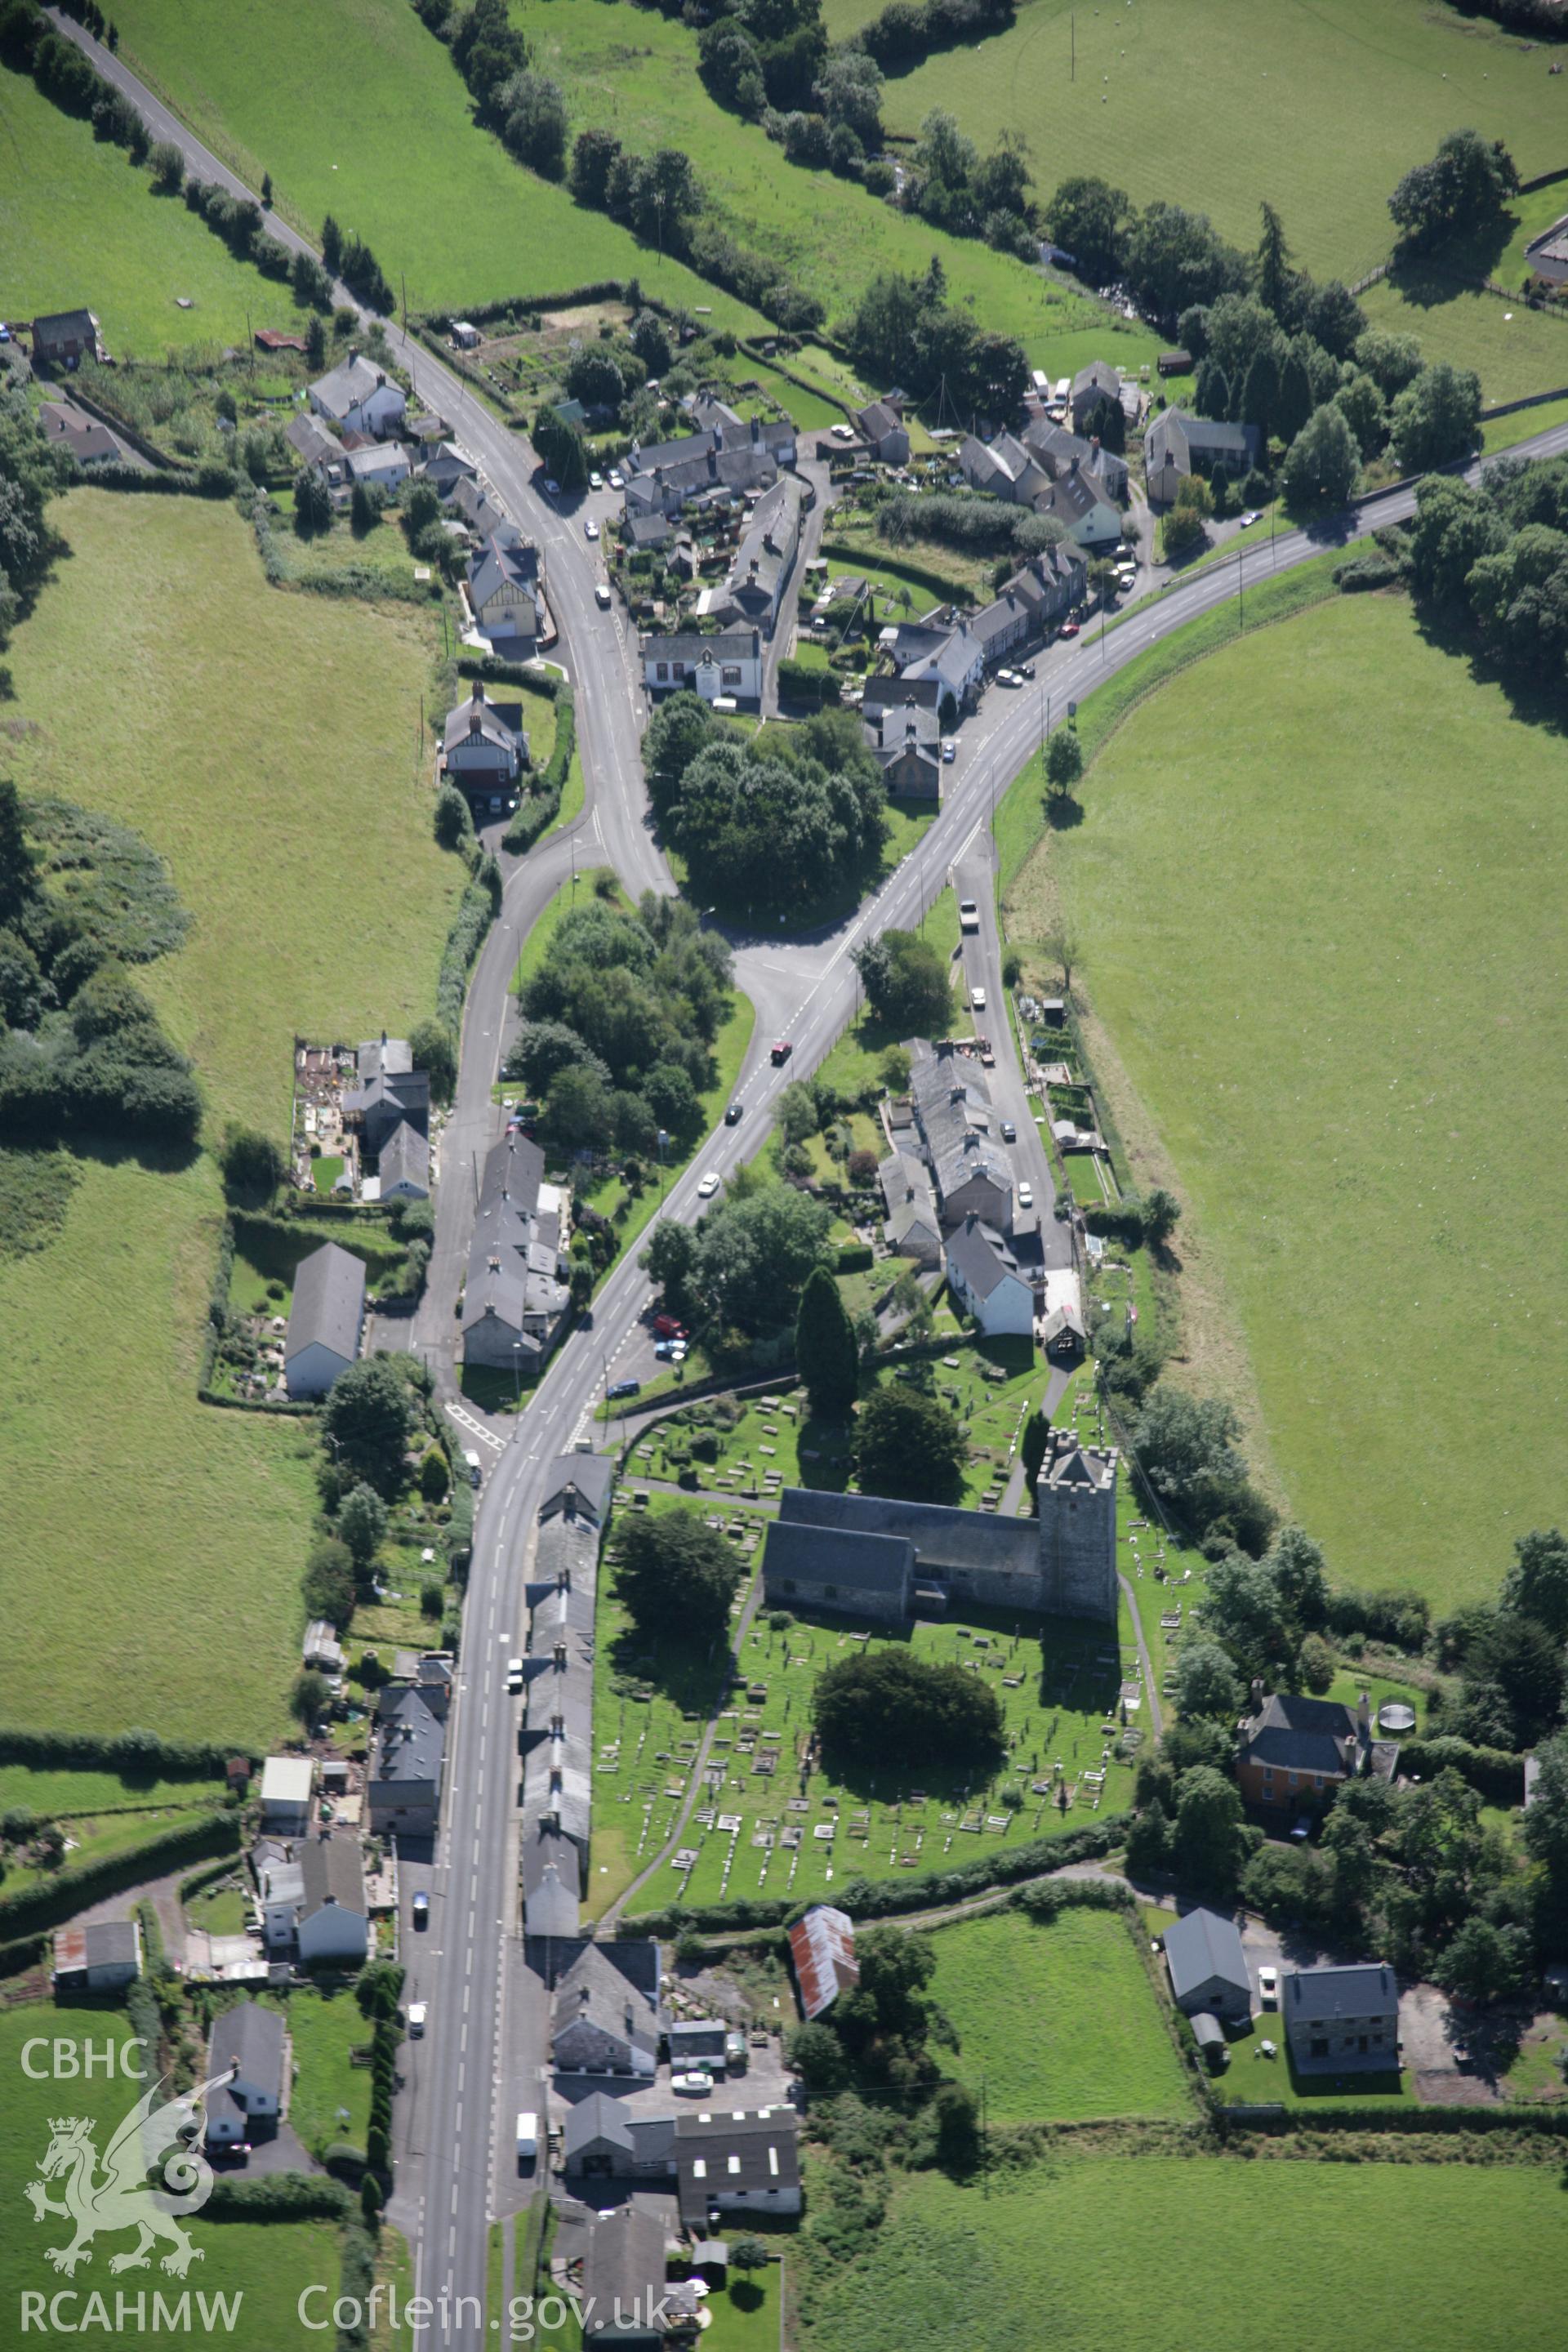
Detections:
[46, 21, 1568, 2337]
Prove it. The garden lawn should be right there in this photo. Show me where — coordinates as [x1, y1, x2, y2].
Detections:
[859, 0, 1568, 291]
[265, 1986, 373, 2156]
[925, 1905, 1192, 2121]
[799, 2155, 1568, 2352]
[7, 491, 458, 1134]
[701, 2264, 781, 2352]
[0, 63, 304, 358]
[2, 1805, 225, 1897]
[0, 2008, 341, 2346]
[0, 1153, 314, 1748]
[0, 1762, 227, 1816]
[1014, 590, 1567, 1609]
[107, 0, 763, 327]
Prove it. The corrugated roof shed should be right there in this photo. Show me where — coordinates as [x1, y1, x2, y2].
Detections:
[788, 1904, 858, 2020]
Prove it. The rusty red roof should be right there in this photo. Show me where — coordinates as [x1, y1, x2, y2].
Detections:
[788, 1904, 858, 2020]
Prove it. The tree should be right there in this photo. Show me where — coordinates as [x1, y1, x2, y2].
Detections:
[853, 927, 952, 1035]
[688, 1183, 835, 1337]
[1042, 175, 1130, 285]
[1255, 200, 1291, 320]
[629, 310, 671, 376]
[795, 1267, 859, 1419]
[1045, 728, 1083, 800]
[1239, 346, 1281, 443]
[1503, 1528, 1568, 1638]
[642, 1220, 697, 1321]
[302, 1536, 356, 1628]
[1354, 328, 1425, 400]
[1200, 1552, 1291, 1681]
[218, 1125, 285, 1200]
[1298, 1632, 1336, 1694]
[1524, 1733, 1568, 1943]
[339, 1481, 389, 1570]
[293, 466, 332, 537]
[853, 1379, 967, 1503]
[290, 1669, 328, 1726]
[433, 784, 472, 851]
[1174, 1642, 1243, 1722]
[565, 342, 627, 415]
[497, 68, 568, 178]
[614, 1504, 742, 1639]
[1140, 1187, 1180, 1247]
[880, 1044, 911, 1094]
[1042, 923, 1079, 996]
[1433, 1916, 1532, 2007]
[1171, 1765, 1246, 1892]
[532, 403, 590, 493]
[813, 1647, 1003, 1775]
[1333, 372, 1388, 460]
[542, 1062, 617, 1151]
[1388, 362, 1481, 474]
[786, 2019, 849, 2097]
[1134, 1389, 1246, 1504]
[408, 1018, 458, 1106]
[931, 2080, 981, 2172]
[729, 2237, 770, 2275]
[1264, 1524, 1329, 1629]
[1389, 130, 1517, 253]
[420, 1449, 450, 1503]
[320, 214, 343, 273]
[321, 1356, 415, 1496]
[1163, 474, 1213, 556]
[1021, 1410, 1049, 1498]
[149, 138, 182, 193]
[1280, 401, 1358, 512]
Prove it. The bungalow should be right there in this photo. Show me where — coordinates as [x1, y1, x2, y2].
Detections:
[52, 1921, 141, 1992]
[1068, 359, 1122, 430]
[443, 684, 528, 787]
[467, 529, 543, 651]
[1161, 1907, 1251, 2021]
[1036, 461, 1122, 549]
[641, 630, 763, 705]
[551, 1939, 662, 2078]
[852, 398, 910, 464]
[944, 1215, 1035, 1337]
[345, 440, 411, 492]
[259, 1754, 314, 1837]
[1282, 1963, 1399, 2075]
[309, 353, 406, 439]
[1236, 1686, 1398, 1811]
[296, 1834, 369, 1967]
[204, 2002, 286, 2150]
[37, 399, 133, 470]
[1143, 409, 1260, 502]
[283, 1241, 366, 1398]
[32, 309, 103, 368]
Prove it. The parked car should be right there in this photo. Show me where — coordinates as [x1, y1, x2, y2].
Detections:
[1020, 661, 1036, 679]
[959, 900, 980, 932]
[506, 1656, 523, 1693]
[586, 519, 599, 540]
[653, 1314, 687, 1339]
[697, 1170, 721, 1198]
[1018, 1180, 1034, 1209]
[412, 1892, 430, 1928]
[831, 422, 854, 440]
[672, 2070, 715, 2096]
[724, 1100, 744, 1125]
[590, 470, 604, 490]
[655, 1339, 688, 1361]
[544, 478, 560, 497]
[1058, 621, 1080, 639]
[1001, 1120, 1017, 1143]
[942, 739, 956, 764]
[595, 582, 612, 608]
[996, 667, 1024, 688]
[1258, 1965, 1280, 2007]
[608, 1377, 641, 1401]
[408, 2002, 428, 2037]
[1241, 509, 1262, 527]
[608, 470, 625, 490]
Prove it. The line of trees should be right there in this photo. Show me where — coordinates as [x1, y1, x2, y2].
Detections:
[1405, 454, 1568, 689]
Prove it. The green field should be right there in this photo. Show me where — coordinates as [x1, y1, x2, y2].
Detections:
[859, 0, 1568, 289]
[107, 0, 764, 327]
[0, 64, 303, 359]
[1356, 270, 1568, 405]
[265, 1987, 373, 2156]
[1013, 590, 1566, 1608]
[0, 1762, 227, 1817]
[9, 492, 458, 1134]
[800, 2156, 1568, 2352]
[925, 1905, 1192, 2121]
[0, 2009, 342, 2345]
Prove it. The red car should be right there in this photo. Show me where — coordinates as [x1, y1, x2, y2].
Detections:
[1058, 621, 1080, 640]
[770, 1040, 793, 1065]
[653, 1313, 687, 1340]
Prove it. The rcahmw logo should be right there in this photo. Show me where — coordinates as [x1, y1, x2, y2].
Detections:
[19, 2038, 243, 2333]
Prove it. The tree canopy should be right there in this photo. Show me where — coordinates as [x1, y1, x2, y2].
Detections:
[320, 1356, 416, 1497]
[852, 927, 953, 1036]
[853, 1378, 968, 1502]
[795, 1266, 860, 1419]
[613, 1504, 743, 1640]
[813, 1647, 1004, 1776]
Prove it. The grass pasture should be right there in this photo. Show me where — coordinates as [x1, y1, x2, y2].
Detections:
[0, 63, 303, 358]
[800, 2156, 1568, 2352]
[265, 1986, 373, 2155]
[861, 0, 1568, 292]
[926, 1905, 1192, 2122]
[1013, 590, 1567, 1608]
[1356, 269, 1568, 405]
[0, 1761, 227, 1817]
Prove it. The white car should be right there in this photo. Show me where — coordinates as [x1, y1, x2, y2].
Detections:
[608, 469, 625, 490]
[942, 739, 956, 764]
[971, 985, 987, 1011]
[1017, 1181, 1034, 1209]
[831, 421, 854, 440]
[671, 2070, 715, 2096]
[595, 582, 612, 608]
[1241, 509, 1262, 528]
[590, 470, 604, 490]
[996, 668, 1024, 688]
[586, 519, 599, 540]
[1258, 1965, 1280, 2007]
[959, 900, 979, 931]
[408, 2002, 428, 2037]
[697, 1170, 721, 1199]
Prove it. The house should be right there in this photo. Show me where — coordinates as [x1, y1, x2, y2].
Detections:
[302, 1619, 345, 1673]
[959, 431, 1048, 507]
[1143, 409, 1260, 502]
[523, 1826, 581, 1940]
[878, 1147, 942, 1264]
[467, 529, 544, 650]
[1236, 1686, 1398, 1811]
[1068, 360, 1122, 430]
[563, 2092, 678, 2182]
[443, 684, 528, 788]
[345, 1038, 430, 1157]
[861, 675, 941, 722]
[1161, 1907, 1251, 2021]
[283, 1241, 366, 1398]
[1157, 350, 1192, 377]
[882, 617, 986, 715]
[449, 474, 512, 542]
[1040, 1303, 1087, 1363]
[676, 2105, 802, 2228]
[461, 1134, 570, 1373]
[204, 2002, 286, 2149]
[626, 507, 676, 554]
[255, 1848, 306, 1952]
[285, 412, 347, 488]
[52, 1921, 141, 1992]
[866, 696, 942, 798]
[345, 440, 411, 492]
[853, 398, 910, 464]
[523, 1574, 595, 1876]
[1282, 1963, 1399, 2075]
[259, 1755, 314, 1837]
[296, 1834, 369, 1966]
[707, 473, 804, 635]
[907, 1040, 1012, 1231]
[376, 1120, 430, 1204]
[788, 1904, 858, 2020]
[419, 441, 479, 497]
[368, 1676, 447, 1836]
[309, 353, 407, 439]
[761, 1516, 915, 1624]
[1036, 462, 1122, 549]
[640, 630, 764, 705]
[551, 1940, 662, 2078]
[37, 399, 133, 470]
[579, 2204, 692, 2349]
[540, 1451, 616, 1528]
[32, 309, 103, 368]
[1020, 418, 1129, 502]
[944, 1215, 1036, 1338]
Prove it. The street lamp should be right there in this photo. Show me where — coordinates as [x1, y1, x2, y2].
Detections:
[657, 1129, 669, 1209]
[512, 1340, 524, 1411]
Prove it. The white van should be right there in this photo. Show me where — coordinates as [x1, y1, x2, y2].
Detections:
[516, 2111, 538, 2166]
[463, 1449, 483, 1487]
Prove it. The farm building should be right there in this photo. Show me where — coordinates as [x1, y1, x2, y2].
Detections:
[52, 1920, 141, 1991]
[788, 1904, 858, 2020]
[258, 1754, 314, 1836]
[1161, 1907, 1251, 2020]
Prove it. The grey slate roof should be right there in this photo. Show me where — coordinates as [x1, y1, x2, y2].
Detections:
[1163, 1907, 1250, 2004]
[208, 1999, 285, 2095]
[284, 1242, 366, 1373]
[372, 1681, 446, 1793]
[1144, 408, 1260, 475]
[299, 1834, 365, 1923]
[1285, 1962, 1397, 2022]
[376, 1120, 430, 1196]
[1241, 1691, 1364, 1779]
[540, 1453, 616, 1525]
[564, 2091, 635, 2162]
[762, 1517, 915, 1601]
[945, 1218, 1022, 1301]
[1071, 360, 1121, 404]
[553, 1940, 662, 2060]
[581, 2205, 668, 2339]
[463, 1135, 567, 1349]
[443, 686, 526, 754]
[642, 629, 763, 667]
[777, 1486, 1039, 1583]
[676, 2106, 800, 2225]
[310, 354, 402, 422]
[85, 1921, 140, 1967]
[468, 530, 542, 626]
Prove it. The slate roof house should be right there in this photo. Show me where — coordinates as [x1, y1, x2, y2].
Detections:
[256, 1847, 307, 1951]
[308, 353, 406, 439]
[878, 1147, 942, 1265]
[1022, 418, 1129, 501]
[53, 1921, 141, 1991]
[762, 1517, 915, 1624]
[1143, 408, 1260, 501]
[677, 2106, 802, 2228]
[1036, 461, 1122, 548]
[908, 1040, 1013, 1232]
[368, 1674, 448, 1836]
[283, 1241, 366, 1398]
[853, 397, 910, 463]
[32, 309, 103, 368]
[296, 1834, 369, 1966]
[551, 1940, 662, 2078]
[881, 617, 986, 713]
[1162, 1908, 1251, 2020]
[467, 529, 544, 650]
[944, 1215, 1036, 1337]
[523, 1824, 582, 1940]
[285, 412, 347, 485]
[540, 1451, 615, 1528]
[345, 440, 411, 492]
[640, 630, 763, 705]
[866, 696, 942, 797]
[37, 399, 134, 469]
[706, 473, 805, 635]
[344, 1036, 430, 1204]
[522, 1570, 595, 1876]
[204, 2002, 286, 2149]
[959, 430, 1049, 507]
[564, 2093, 678, 2182]
[443, 684, 528, 788]
[1068, 359, 1122, 430]
[461, 1134, 570, 1373]
[1236, 1686, 1397, 1811]
[578, 2203, 692, 2349]
[1282, 1963, 1399, 2075]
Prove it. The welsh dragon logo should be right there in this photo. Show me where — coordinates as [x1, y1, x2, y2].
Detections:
[24, 2072, 228, 2278]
